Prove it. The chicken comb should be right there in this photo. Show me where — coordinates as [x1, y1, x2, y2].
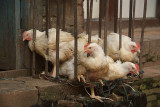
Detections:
[84, 43, 90, 50]
[22, 31, 26, 38]
[135, 64, 139, 71]
[136, 42, 141, 49]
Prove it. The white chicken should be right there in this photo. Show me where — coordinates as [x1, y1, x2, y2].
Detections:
[23, 30, 103, 78]
[79, 43, 114, 102]
[59, 58, 87, 82]
[22, 28, 74, 77]
[58, 33, 103, 81]
[80, 43, 139, 102]
[107, 33, 141, 62]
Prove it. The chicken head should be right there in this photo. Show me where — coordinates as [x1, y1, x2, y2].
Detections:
[23, 31, 32, 41]
[128, 63, 139, 76]
[130, 42, 141, 53]
[84, 43, 103, 55]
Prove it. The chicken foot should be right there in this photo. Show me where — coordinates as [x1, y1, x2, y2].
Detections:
[77, 75, 86, 83]
[90, 87, 103, 102]
[98, 79, 104, 86]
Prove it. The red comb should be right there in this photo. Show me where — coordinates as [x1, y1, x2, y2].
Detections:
[135, 64, 139, 71]
[136, 42, 141, 49]
[84, 43, 90, 50]
[22, 31, 26, 38]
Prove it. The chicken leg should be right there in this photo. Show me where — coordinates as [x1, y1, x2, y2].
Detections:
[98, 79, 104, 86]
[90, 87, 103, 102]
[51, 66, 56, 77]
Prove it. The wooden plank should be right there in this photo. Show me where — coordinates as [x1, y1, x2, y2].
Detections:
[0, 69, 30, 78]
[0, 0, 17, 70]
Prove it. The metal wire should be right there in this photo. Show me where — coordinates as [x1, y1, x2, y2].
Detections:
[88, 0, 93, 43]
[104, 0, 109, 55]
[56, 0, 61, 76]
[62, 0, 66, 31]
[99, 0, 102, 38]
[119, 0, 122, 50]
[45, 0, 49, 75]
[128, 0, 133, 38]
[114, 0, 118, 33]
[73, 0, 78, 81]
[139, 0, 147, 71]
[131, 0, 136, 41]
[32, 0, 37, 77]
[86, 0, 90, 34]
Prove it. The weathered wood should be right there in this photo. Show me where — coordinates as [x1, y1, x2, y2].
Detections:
[0, 69, 30, 78]
[21, 0, 43, 72]
[0, 0, 16, 70]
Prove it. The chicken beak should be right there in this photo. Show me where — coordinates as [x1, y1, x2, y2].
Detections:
[137, 49, 140, 53]
[84, 48, 87, 53]
[23, 38, 26, 41]
[134, 70, 139, 76]
[22, 31, 26, 41]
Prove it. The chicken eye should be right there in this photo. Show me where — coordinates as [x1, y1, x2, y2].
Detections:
[88, 47, 92, 49]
